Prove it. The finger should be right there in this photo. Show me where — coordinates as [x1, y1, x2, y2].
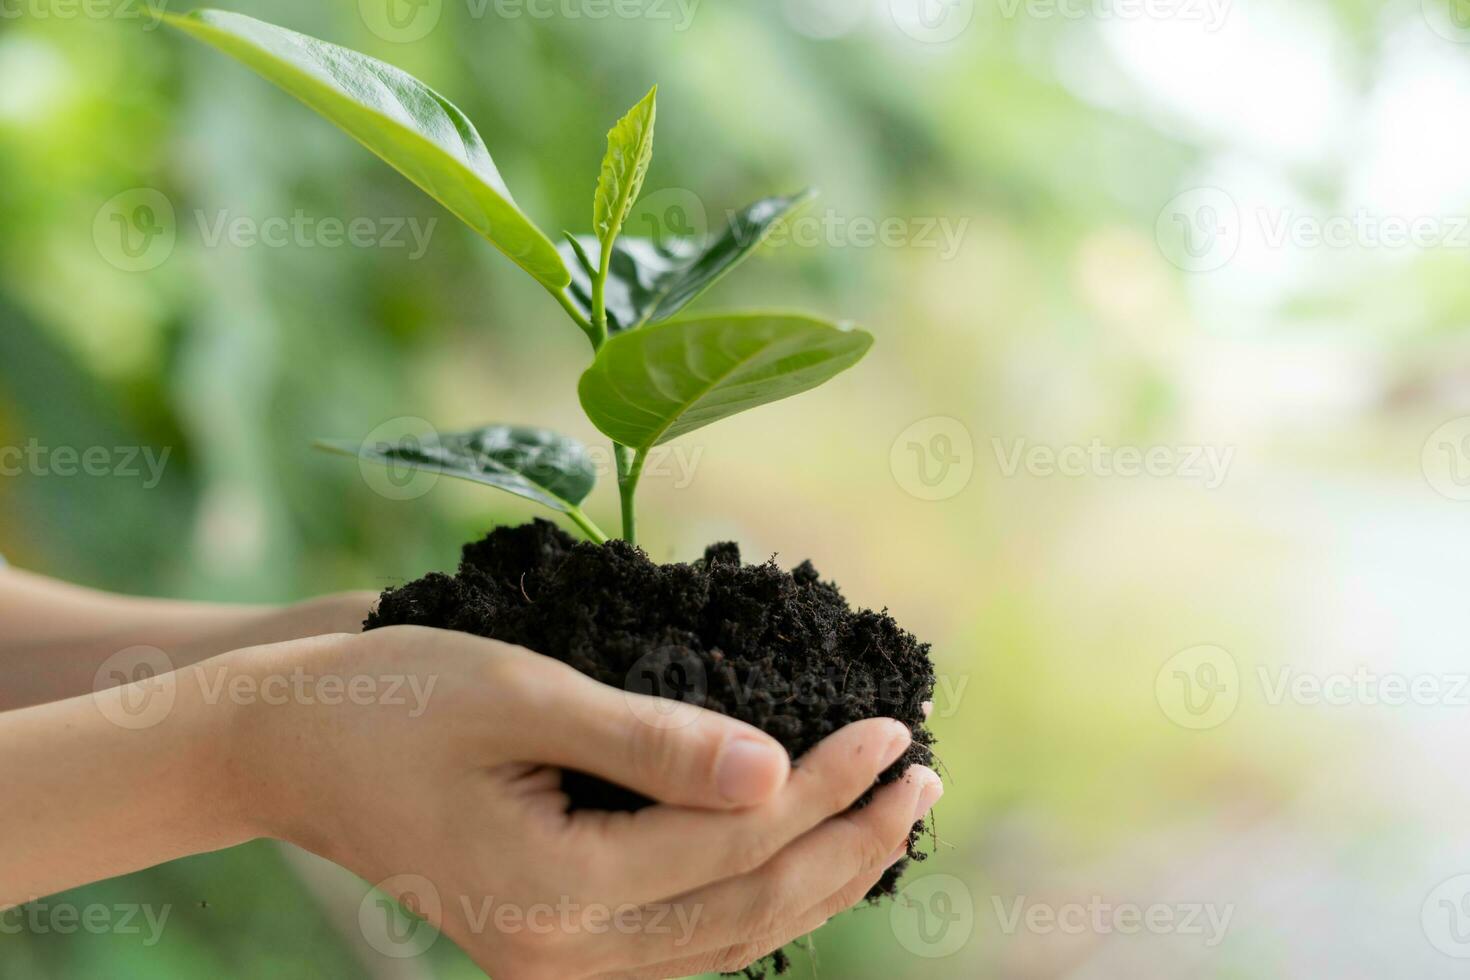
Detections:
[575, 717, 914, 904]
[614, 849, 905, 980]
[504, 649, 791, 810]
[600, 765, 941, 973]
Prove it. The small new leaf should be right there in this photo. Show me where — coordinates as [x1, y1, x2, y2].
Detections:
[560, 191, 814, 333]
[594, 86, 657, 252]
[577, 313, 873, 451]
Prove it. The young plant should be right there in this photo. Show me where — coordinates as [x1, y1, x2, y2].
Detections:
[165, 10, 873, 545]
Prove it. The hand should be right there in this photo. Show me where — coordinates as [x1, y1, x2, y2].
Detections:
[233, 625, 943, 979]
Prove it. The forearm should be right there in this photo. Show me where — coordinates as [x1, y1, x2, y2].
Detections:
[0, 565, 267, 646]
[0, 650, 259, 907]
[0, 570, 374, 711]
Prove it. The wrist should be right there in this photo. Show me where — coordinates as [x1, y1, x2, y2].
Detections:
[209, 633, 357, 851]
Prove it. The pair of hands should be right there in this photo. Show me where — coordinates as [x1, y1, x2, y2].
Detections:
[234, 623, 941, 979]
[2, 580, 941, 979]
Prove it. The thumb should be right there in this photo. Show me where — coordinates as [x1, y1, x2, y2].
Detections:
[514, 657, 791, 810]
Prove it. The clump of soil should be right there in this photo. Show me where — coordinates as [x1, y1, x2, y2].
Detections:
[365, 520, 937, 975]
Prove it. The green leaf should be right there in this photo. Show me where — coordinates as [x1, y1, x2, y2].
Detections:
[559, 190, 815, 333]
[594, 86, 657, 252]
[317, 425, 596, 513]
[578, 313, 873, 451]
[164, 9, 568, 290]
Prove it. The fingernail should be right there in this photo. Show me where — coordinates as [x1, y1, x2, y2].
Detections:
[910, 766, 943, 821]
[716, 738, 789, 806]
[886, 844, 909, 867]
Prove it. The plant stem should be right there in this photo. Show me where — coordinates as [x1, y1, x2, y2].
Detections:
[566, 506, 609, 544]
[591, 241, 613, 347]
[614, 444, 646, 544]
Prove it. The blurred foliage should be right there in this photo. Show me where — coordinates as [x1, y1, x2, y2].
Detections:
[6, 0, 1470, 977]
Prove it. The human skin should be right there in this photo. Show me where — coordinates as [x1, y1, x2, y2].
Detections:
[0, 563, 377, 711]
[0, 570, 942, 978]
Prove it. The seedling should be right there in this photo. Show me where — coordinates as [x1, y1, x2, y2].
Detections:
[165, 9, 873, 545]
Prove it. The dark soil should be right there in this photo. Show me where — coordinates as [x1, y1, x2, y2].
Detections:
[364, 519, 937, 977]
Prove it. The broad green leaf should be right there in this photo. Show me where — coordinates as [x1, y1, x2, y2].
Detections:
[578, 313, 873, 450]
[594, 86, 657, 252]
[317, 425, 595, 512]
[559, 191, 815, 333]
[165, 9, 568, 289]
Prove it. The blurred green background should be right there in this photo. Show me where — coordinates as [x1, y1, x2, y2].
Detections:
[8, 0, 1470, 976]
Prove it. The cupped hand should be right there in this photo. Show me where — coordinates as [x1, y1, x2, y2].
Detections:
[224, 625, 942, 980]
